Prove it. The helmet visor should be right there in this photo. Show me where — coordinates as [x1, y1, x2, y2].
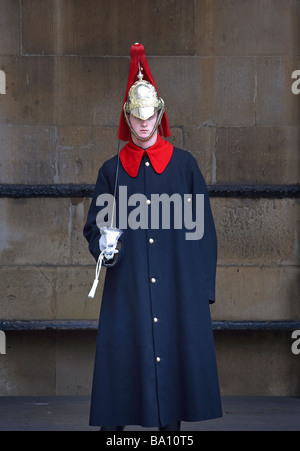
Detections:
[129, 106, 158, 121]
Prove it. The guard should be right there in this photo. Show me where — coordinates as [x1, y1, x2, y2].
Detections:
[83, 43, 222, 431]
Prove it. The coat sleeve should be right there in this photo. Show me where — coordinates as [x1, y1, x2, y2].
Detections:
[83, 165, 124, 266]
[188, 157, 218, 304]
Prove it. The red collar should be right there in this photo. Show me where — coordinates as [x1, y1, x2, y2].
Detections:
[120, 135, 173, 178]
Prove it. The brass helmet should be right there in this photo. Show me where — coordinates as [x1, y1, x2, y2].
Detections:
[123, 69, 165, 141]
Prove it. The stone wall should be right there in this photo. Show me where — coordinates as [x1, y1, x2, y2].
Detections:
[0, 0, 299, 396]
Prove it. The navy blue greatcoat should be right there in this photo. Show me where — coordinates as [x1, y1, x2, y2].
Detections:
[83, 145, 222, 427]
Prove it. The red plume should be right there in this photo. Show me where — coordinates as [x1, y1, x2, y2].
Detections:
[118, 43, 171, 141]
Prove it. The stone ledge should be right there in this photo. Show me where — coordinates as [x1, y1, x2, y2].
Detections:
[0, 184, 299, 198]
[1, 320, 299, 331]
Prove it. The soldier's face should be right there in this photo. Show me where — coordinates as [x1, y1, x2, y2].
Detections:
[129, 113, 158, 140]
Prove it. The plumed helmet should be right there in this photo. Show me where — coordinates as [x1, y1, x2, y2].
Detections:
[118, 43, 171, 142]
[123, 69, 165, 141]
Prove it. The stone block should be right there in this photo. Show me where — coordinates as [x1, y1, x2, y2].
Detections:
[0, 198, 71, 266]
[209, 57, 256, 127]
[196, 0, 299, 56]
[69, 198, 95, 266]
[215, 126, 300, 184]
[215, 330, 300, 396]
[58, 126, 91, 147]
[0, 56, 129, 127]
[0, 266, 56, 321]
[183, 125, 217, 184]
[0, 125, 57, 184]
[256, 57, 300, 127]
[0, 56, 56, 125]
[166, 127, 184, 149]
[147, 57, 206, 126]
[0, 330, 96, 396]
[55, 331, 96, 395]
[212, 198, 300, 266]
[21, 0, 196, 56]
[0, 331, 56, 395]
[50, 57, 128, 127]
[149, 56, 256, 128]
[55, 266, 102, 320]
[212, 265, 300, 321]
[57, 126, 121, 184]
[293, 0, 300, 56]
[0, 0, 20, 56]
[0, 198, 97, 268]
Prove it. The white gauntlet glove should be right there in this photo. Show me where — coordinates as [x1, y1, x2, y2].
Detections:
[99, 227, 123, 260]
[88, 227, 123, 299]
